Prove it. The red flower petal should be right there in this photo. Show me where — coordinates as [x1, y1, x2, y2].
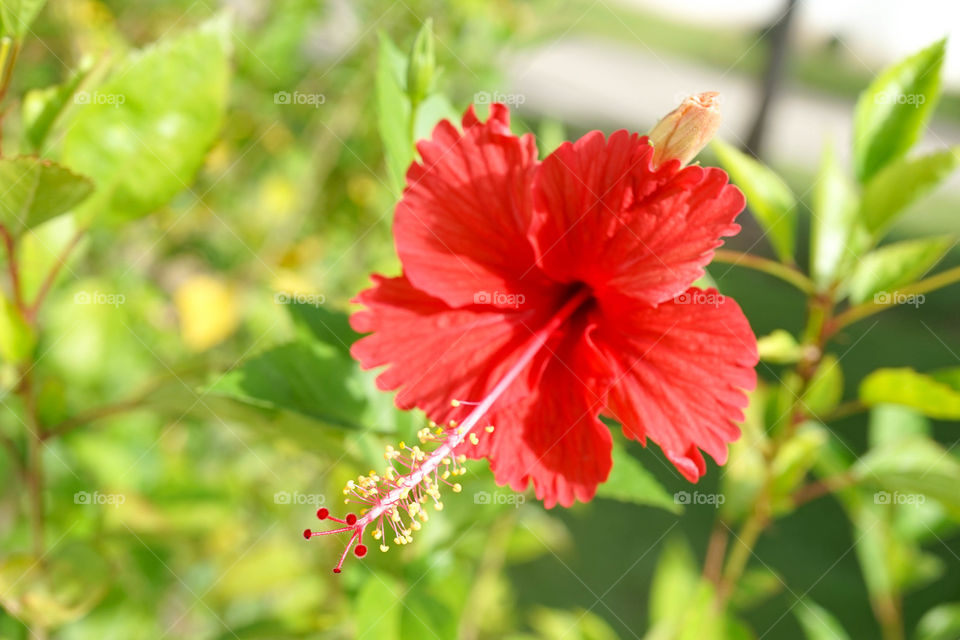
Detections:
[597, 288, 758, 481]
[460, 313, 614, 508]
[395, 104, 554, 309]
[532, 130, 745, 306]
[350, 274, 554, 421]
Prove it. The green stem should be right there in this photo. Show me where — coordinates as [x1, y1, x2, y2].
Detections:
[21, 368, 44, 558]
[712, 249, 816, 294]
[829, 264, 960, 335]
[26, 228, 85, 323]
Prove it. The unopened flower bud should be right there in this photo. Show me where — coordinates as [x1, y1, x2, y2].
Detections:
[648, 92, 722, 169]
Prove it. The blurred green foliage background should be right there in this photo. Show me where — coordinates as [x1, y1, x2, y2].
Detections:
[0, 1, 959, 639]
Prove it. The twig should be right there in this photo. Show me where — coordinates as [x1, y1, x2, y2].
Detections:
[712, 249, 816, 294]
[1, 225, 24, 308]
[828, 264, 960, 335]
[25, 228, 85, 323]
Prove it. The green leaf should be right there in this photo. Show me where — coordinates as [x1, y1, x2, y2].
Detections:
[810, 143, 859, 288]
[0, 156, 93, 235]
[868, 404, 930, 449]
[354, 576, 401, 640]
[854, 435, 960, 511]
[529, 607, 620, 640]
[794, 599, 851, 640]
[376, 31, 414, 195]
[729, 567, 784, 611]
[853, 39, 946, 183]
[596, 441, 680, 513]
[801, 354, 843, 418]
[649, 537, 699, 625]
[915, 603, 960, 640]
[406, 18, 436, 107]
[0, 542, 110, 630]
[756, 329, 804, 364]
[0, 0, 45, 38]
[860, 367, 960, 420]
[847, 236, 952, 304]
[0, 294, 34, 364]
[287, 302, 359, 357]
[207, 341, 368, 429]
[860, 148, 960, 234]
[21, 57, 96, 152]
[712, 139, 796, 262]
[770, 422, 828, 512]
[61, 15, 231, 225]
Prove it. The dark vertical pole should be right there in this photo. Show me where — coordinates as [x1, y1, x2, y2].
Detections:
[744, 0, 800, 158]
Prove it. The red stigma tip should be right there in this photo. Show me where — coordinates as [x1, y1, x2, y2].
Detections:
[355, 544, 367, 557]
[345, 513, 357, 525]
[333, 567, 341, 574]
[317, 507, 329, 520]
[303, 528, 312, 539]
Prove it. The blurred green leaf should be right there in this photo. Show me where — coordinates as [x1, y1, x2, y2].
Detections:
[712, 139, 796, 262]
[0, 156, 93, 235]
[915, 603, 960, 640]
[721, 387, 769, 523]
[794, 599, 851, 640]
[207, 341, 368, 429]
[406, 18, 436, 107]
[860, 148, 960, 234]
[649, 537, 698, 625]
[596, 441, 680, 513]
[847, 236, 952, 304]
[0, 0, 45, 38]
[62, 14, 231, 225]
[801, 354, 843, 418]
[287, 302, 359, 357]
[757, 329, 804, 364]
[860, 368, 960, 420]
[853, 39, 946, 183]
[0, 294, 34, 364]
[529, 607, 620, 640]
[0, 542, 109, 630]
[376, 31, 414, 195]
[354, 577, 401, 640]
[729, 567, 784, 612]
[770, 422, 828, 512]
[868, 404, 930, 449]
[810, 143, 859, 288]
[21, 57, 96, 152]
[854, 435, 960, 511]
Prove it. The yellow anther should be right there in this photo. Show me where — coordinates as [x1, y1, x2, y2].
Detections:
[380, 544, 389, 552]
[453, 483, 462, 493]
[451, 399, 461, 407]
[469, 433, 479, 445]
[485, 425, 495, 433]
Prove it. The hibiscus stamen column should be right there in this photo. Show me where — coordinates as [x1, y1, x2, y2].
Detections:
[305, 287, 592, 573]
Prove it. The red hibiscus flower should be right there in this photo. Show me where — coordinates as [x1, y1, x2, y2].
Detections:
[307, 100, 758, 572]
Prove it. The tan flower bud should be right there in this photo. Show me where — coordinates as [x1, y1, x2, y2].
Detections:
[648, 92, 722, 169]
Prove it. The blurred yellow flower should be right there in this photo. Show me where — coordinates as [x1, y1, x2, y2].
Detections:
[174, 275, 239, 352]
